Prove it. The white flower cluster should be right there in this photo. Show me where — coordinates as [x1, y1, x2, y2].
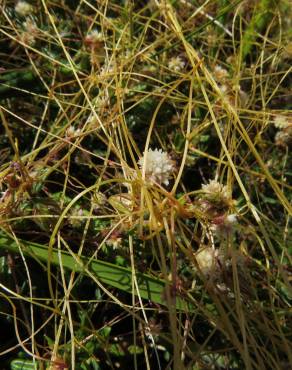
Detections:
[23, 19, 37, 33]
[68, 206, 83, 228]
[19, 19, 38, 46]
[15, 1, 32, 16]
[225, 214, 237, 224]
[274, 115, 291, 130]
[19, 30, 36, 46]
[195, 247, 219, 276]
[85, 30, 104, 45]
[92, 191, 107, 210]
[105, 236, 122, 249]
[100, 61, 115, 78]
[138, 148, 174, 186]
[210, 214, 237, 236]
[168, 56, 185, 72]
[214, 65, 228, 80]
[273, 115, 292, 146]
[66, 126, 81, 137]
[275, 131, 290, 146]
[201, 179, 230, 200]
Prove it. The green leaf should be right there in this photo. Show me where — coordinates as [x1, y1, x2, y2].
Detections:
[128, 345, 144, 355]
[241, 0, 277, 59]
[0, 232, 194, 312]
[98, 326, 111, 338]
[10, 359, 37, 370]
[109, 343, 125, 357]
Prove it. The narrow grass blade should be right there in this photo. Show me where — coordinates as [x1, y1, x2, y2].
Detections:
[0, 232, 194, 312]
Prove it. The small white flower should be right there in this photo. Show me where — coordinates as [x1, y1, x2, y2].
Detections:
[202, 179, 222, 194]
[23, 19, 37, 34]
[210, 214, 237, 236]
[92, 191, 107, 210]
[274, 115, 291, 130]
[22, 34, 35, 46]
[66, 126, 81, 137]
[15, 1, 32, 16]
[19, 20, 38, 46]
[96, 95, 109, 109]
[226, 214, 237, 224]
[138, 148, 175, 186]
[104, 230, 123, 249]
[100, 61, 115, 78]
[219, 84, 228, 94]
[108, 193, 133, 213]
[68, 207, 83, 228]
[195, 247, 219, 276]
[201, 179, 230, 200]
[105, 237, 122, 249]
[85, 30, 104, 44]
[90, 93, 110, 114]
[214, 65, 228, 80]
[168, 56, 185, 72]
[275, 131, 290, 146]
